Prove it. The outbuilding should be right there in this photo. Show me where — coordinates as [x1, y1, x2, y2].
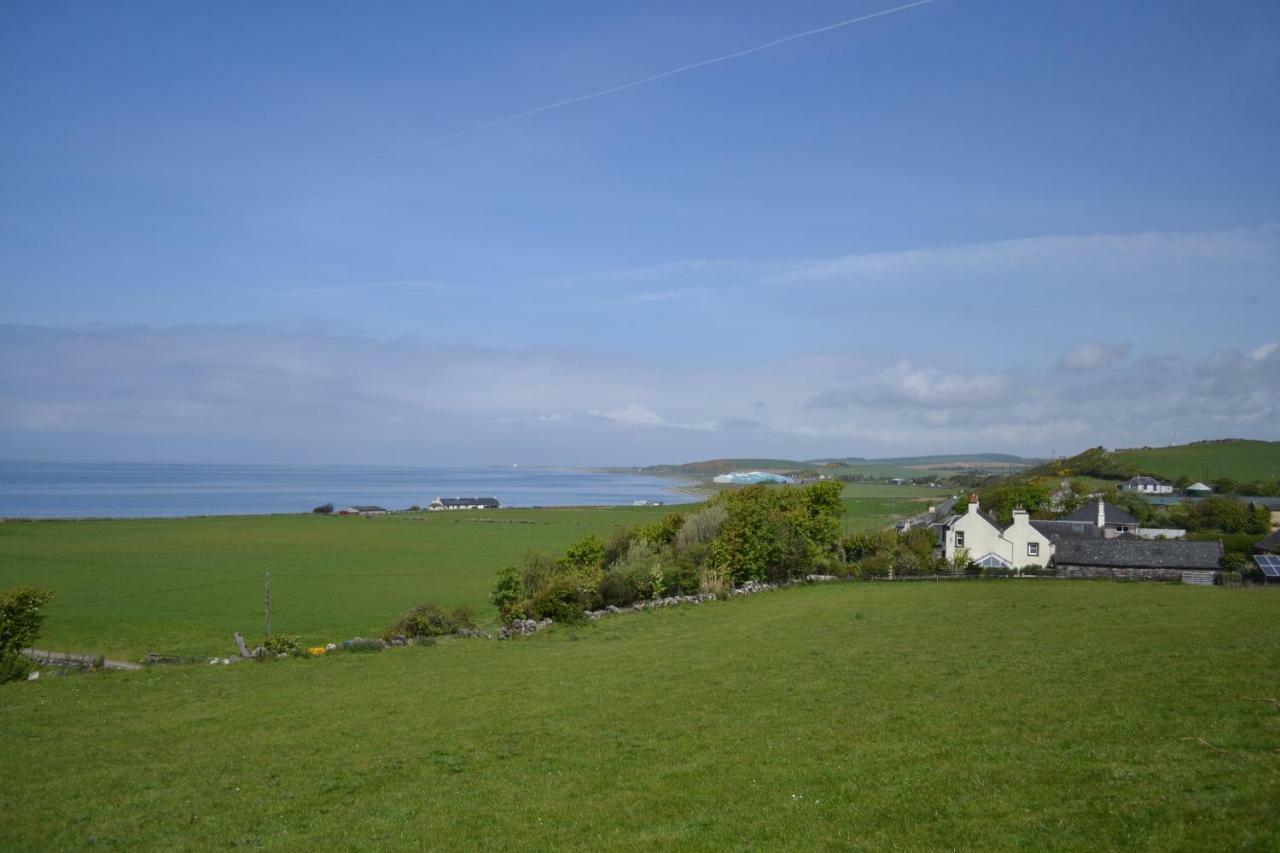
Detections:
[1054, 538, 1222, 584]
[429, 497, 500, 510]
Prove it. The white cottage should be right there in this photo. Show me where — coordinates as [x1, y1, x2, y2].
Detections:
[938, 499, 1053, 570]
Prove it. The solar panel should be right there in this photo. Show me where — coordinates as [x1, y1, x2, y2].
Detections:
[1254, 554, 1280, 578]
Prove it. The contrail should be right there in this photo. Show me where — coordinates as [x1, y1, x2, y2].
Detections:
[432, 0, 940, 143]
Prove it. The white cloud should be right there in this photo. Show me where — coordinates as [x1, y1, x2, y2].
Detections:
[1, 325, 1277, 465]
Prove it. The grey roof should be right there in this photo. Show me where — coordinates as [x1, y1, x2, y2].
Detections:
[1125, 476, 1164, 487]
[350, 505, 387, 512]
[1061, 501, 1139, 526]
[1054, 538, 1222, 570]
[1030, 519, 1102, 541]
[434, 496, 500, 507]
[1256, 529, 1280, 554]
[1187, 482, 1212, 492]
[1244, 496, 1280, 511]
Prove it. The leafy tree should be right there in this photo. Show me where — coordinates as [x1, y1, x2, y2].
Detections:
[1, 585, 53, 684]
[312, 502, 334, 514]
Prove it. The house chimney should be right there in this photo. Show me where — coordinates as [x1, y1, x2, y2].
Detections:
[967, 495, 979, 515]
[1011, 508, 1029, 526]
[1096, 498, 1106, 529]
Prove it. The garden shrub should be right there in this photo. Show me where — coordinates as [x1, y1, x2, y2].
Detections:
[341, 638, 384, 653]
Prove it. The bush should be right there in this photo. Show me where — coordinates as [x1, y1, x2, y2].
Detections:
[530, 574, 588, 623]
[673, 505, 727, 554]
[599, 538, 658, 606]
[1, 585, 54, 684]
[312, 502, 334, 514]
[262, 634, 302, 656]
[491, 566, 524, 624]
[854, 553, 892, 578]
[386, 603, 478, 639]
[982, 566, 1014, 578]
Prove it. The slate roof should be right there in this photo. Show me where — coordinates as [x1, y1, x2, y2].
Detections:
[433, 497, 500, 508]
[1255, 529, 1280, 554]
[1061, 501, 1139, 526]
[1054, 538, 1222, 570]
[1030, 519, 1102, 541]
[350, 505, 387, 513]
[1125, 476, 1164, 487]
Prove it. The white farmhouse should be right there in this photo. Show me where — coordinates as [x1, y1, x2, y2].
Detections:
[937, 499, 1052, 569]
[1120, 476, 1173, 495]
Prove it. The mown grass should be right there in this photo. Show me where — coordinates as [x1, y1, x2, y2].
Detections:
[1, 581, 1276, 850]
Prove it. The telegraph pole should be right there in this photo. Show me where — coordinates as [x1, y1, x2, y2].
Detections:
[265, 572, 272, 637]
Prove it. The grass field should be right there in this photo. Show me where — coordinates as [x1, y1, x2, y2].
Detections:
[2, 581, 1276, 850]
[0, 488, 931, 661]
[0, 507, 672, 660]
[1116, 440, 1280, 483]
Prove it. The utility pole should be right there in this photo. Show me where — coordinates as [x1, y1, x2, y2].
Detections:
[265, 572, 271, 637]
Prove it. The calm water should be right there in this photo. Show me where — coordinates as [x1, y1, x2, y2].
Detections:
[0, 462, 698, 519]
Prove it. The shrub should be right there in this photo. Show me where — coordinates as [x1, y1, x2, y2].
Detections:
[697, 564, 733, 597]
[530, 574, 588, 623]
[982, 566, 1014, 578]
[890, 546, 921, 577]
[386, 603, 478, 639]
[673, 505, 727, 554]
[491, 566, 524, 624]
[312, 503, 334, 514]
[854, 553, 892, 578]
[599, 538, 658, 606]
[1, 585, 54, 684]
[262, 634, 302, 656]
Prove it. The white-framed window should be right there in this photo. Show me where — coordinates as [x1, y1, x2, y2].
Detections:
[955, 531, 965, 548]
[1027, 542, 1039, 557]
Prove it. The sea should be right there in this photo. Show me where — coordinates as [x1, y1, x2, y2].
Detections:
[0, 462, 699, 519]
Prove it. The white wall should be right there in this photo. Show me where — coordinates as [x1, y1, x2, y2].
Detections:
[944, 502, 1052, 568]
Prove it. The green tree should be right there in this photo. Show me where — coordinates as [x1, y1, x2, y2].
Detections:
[1, 585, 54, 684]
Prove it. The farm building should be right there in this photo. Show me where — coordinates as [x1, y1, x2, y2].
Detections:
[1061, 499, 1139, 538]
[1054, 538, 1223, 584]
[1185, 482, 1213, 496]
[337, 505, 388, 515]
[1120, 475, 1173, 495]
[429, 497, 500, 510]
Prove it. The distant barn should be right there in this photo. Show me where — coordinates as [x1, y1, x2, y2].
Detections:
[429, 497, 500, 510]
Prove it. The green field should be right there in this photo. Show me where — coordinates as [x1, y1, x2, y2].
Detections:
[2, 582, 1276, 849]
[1115, 440, 1280, 483]
[1, 490, 932, 661]
[0, 507, 672, 660]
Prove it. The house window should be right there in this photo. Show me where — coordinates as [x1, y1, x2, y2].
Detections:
[955, 531, 965, 548]
[1027, 542, 1039, 557]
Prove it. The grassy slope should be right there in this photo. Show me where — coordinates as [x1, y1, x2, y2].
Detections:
[2, 582, 1276, 850]
[1115, 440, 1280, 483]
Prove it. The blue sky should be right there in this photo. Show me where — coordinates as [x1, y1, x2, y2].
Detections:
[2, 0, 1278, 464]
